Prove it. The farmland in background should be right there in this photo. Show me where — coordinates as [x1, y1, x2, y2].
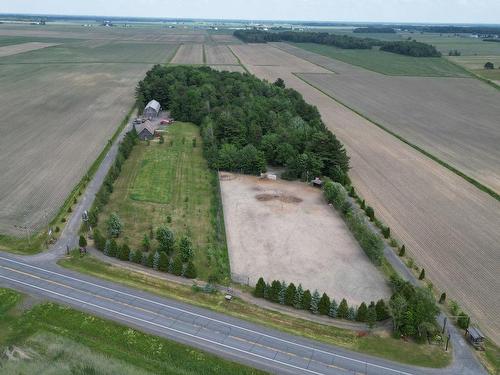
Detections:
[170, 43, 204, 64]
[230, 43, 500, 345]
[96, 122, 228, 280]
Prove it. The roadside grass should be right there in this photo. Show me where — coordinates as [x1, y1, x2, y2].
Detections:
[96, 122, 228, 280]
[481, 339, 500, 375]
[59, 253, 452, 368]
[0, 288, 264, 375]
[291, 42, 471, 77]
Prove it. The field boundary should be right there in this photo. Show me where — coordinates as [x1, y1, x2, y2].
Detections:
[293, 73, 500, 202]
[445, 57, 500, 91]
[227, 45, 250, 74]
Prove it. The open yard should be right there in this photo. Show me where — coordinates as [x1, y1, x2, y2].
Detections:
[220, 173, 390, 305]
[96, 122, 227, 280]
[0, 25, 178, 243]
[171, 43, 204, 64]
[230, 43, 500, 345]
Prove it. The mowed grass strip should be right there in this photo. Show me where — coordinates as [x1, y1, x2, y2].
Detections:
[291, 42, 471, 77]
[0, 288, 264, 375]
[97, 122, 226, 279]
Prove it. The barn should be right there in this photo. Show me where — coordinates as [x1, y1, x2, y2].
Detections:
[144, 99, 161, 119]
[135, 120, 158, 140]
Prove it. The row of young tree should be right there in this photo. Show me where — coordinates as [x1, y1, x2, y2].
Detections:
[136, 66, 350, 181]
[254, 278, 389, 326]
[93, 225, 198, 279]
[233, 30, 441, 57]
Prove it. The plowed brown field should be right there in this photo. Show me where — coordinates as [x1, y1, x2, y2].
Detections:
[230, 43, 500, 345]
[171, 44, 204, 64]
[205, 44, 238, 65]
[0, 42, 59, 57]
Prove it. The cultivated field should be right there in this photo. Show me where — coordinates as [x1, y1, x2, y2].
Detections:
[230, 43, 500, 344]
[171, 44, 204, 64]
[0, 42, 59, 57]
[204, 44, 238, 64]
[448, 55, 500, 84]
[0, 26, 178, 237]
[209, 33, 241, 44]
[220, 173, 390, 305]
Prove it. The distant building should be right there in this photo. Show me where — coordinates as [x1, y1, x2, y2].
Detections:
[144, 99, 161, 119]
[135, 120, 158, 140]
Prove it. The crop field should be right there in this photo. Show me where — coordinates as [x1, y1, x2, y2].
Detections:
[448, 55, 500, 84]
[0, 25, 179, 239]
[96, 122, 227, 280]
[0, 42, 59, 57]
[220, 173, 390, 305]
[286, 42, 470, 77]
[204, 44, 238, 64]
[230, 43, 500, 345]
[209, 33, 242, 44]
[171, 43, 204, 64]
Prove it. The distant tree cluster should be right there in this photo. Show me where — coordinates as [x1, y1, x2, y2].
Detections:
[448, 50, 461, 56]
[254, 277, 389, 326]
[136, 66, 349, 181]
[484, 61, 495, 69]
[483, 39, 500, 43]
[353, 27, 395, 34]
[380, 41, 441, 57]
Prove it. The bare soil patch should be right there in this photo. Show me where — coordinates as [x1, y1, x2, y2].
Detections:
[231, 43, 500, 345]
[220, 173, 390, 305]
[171, 44, 204, 64]
[205, 44, 238, 64]
[0, 42, 59, 57]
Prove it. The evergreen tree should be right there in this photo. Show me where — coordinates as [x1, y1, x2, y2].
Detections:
[284, 283, 296, 306]
[399, 245, 406, 256]
[318, 293, 331, 315]
[172, 255, 183, 276]
[279, 281, 287, 305]
[106, 213, 123, 238]
[302, 290, 312, 311]
[293, 284, 304, 309]
[356, 302, 368, 322]
[79, 235, 87, 248]
[419, 269, 425, 280]
[141, 252, 148, 266]
[367, 305, 377, 328]
[146, 252, 155, 268]
[93, 229, 106, 251]
[103, 239, 110, 256]
[439, 292, 446, 304]
[328, 299, 338, 318]
[347, 307, 356, 321]
[118, 243, 130, 261]
[108, 239, 118, 257]
[153, 251, 160, 270]
[264, 282, 271, 300]
[310, 290, 321, 314]
[365, 206, 375, 221]
[338, 298, 349, 319]
[132, 250, 142, 264]
[360, 200, 366, 210]
[254, 277, 266, 298]
[184, 261, 197, 279]
[159, 252, 169, 272]
[128, 249, 135, 262]
[457, 312, 469, 329]
[142, 234, 151, 252]
[270, 280, 281, 303]
[375, 299, 389, 320]
[179, 236, 194, 262]
[156, 226, 175, 255]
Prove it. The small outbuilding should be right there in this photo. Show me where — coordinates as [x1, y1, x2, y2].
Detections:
[143, 99, 161, 119]
[135, 120, 158, 140]
[311, 177, 323, 188]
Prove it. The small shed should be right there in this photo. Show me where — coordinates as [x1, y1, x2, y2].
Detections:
[144, 99, 161, 119]
[311, 177, 323, 188]
[465, 327, 485, 350]
[135, 120, 158, 140]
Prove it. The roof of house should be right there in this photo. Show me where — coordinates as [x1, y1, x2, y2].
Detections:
[145, 99, 161, 112]
[136, 120, 158, 135]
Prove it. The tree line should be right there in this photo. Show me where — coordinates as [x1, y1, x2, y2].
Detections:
[136, 65, 350, 181]
[233, 30, 441, 57]
[254, 277, 389, 326]
[353, 27, 395, 34]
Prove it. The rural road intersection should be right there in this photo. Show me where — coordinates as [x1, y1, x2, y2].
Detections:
[0, 120, 487, 375]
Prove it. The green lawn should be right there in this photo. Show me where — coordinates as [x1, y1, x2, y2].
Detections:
[96, 122, 228, 280]
[0, 288, 264, 375]
[291, 42, 471, 77]
[59, 253, 452, 368]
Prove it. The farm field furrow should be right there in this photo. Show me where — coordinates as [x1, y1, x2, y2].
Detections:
[170, 44, 204, 64]
[0, 32, 178, 237]
[230, 43, 500, 345]
[204, 44, 238, 65]
[0, 42, 59, 57]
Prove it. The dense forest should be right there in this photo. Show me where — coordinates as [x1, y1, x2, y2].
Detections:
[353, 27, 395, 34]
[136, 65, 349, 181]
[380, 40, 441, 57]
[234, 30, 441, 56]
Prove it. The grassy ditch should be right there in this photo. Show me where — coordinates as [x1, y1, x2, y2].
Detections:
[58, 253, 451, 368]
[0, 107, 136, 255]
[0, 288, 264, 375]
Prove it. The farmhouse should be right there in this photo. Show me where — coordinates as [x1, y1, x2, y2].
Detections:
[135, 120, 158, 140]
[143, 99, 161, 119]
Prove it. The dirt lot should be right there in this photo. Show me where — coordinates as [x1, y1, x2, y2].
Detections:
[171, 44, 204, 64]
[230, 43, 500, 345]
[0, 28, 178, 235]
[205, 44, 238, 65]
[220, 173, 390, 305]
[0, 42, 59, 57]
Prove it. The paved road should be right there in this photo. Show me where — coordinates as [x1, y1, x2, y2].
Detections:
[0, 118, 487, 374]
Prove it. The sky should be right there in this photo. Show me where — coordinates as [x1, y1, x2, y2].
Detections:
[0, 0, 499, 24]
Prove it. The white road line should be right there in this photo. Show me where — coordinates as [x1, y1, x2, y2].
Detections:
[0, 273, 326, 375]
[0, 255, 413, 375]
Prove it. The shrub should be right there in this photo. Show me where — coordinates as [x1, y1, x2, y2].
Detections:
[106, 213, 122, 238]
[399, 245, 406, 257]
[254, 277, 266, 298]
[457, 312, 469, 329]
[360, 200, 365, 210]
[78, 235, 87, 248]
[323, 181, 348, 210]
[142, 234, 151, 252]
[439, 292, 446, 304]
[55, 226, 60, 233]
[184, 261, 197, 278]
[419, 269, 426, 280]
[449, 300, 460, 316]
[345, 211, 384, 265]
[381, 226, 390, 239]
[365, 206, 375, 221]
